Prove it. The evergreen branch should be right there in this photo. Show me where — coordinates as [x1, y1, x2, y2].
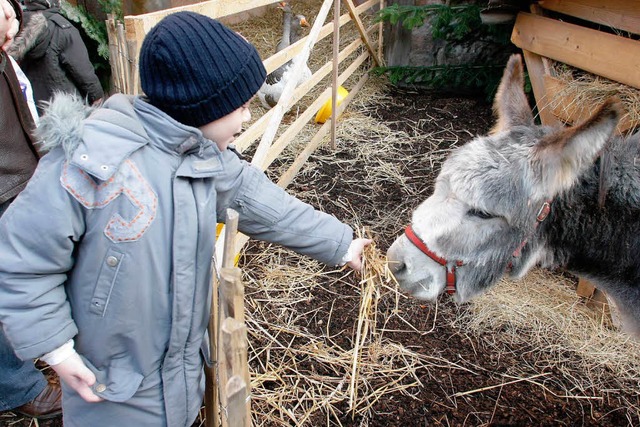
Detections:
[372, 64, 507, 99]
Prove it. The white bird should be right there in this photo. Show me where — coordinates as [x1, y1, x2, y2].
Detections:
[257, 3, 311, 109]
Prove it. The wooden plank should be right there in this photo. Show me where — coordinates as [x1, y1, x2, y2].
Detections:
[577, 278, 611, 322]
[540, 0, 640, 35]
[224, 376, 249, 427]
[543, 75, 635, 133]
[248, 0, 379, 165]
[124, 17, 144, 94]
[251, 0, 334, 169]
[521, 50, 560, 126]
[344, 0, 380, 66]
[219, 268, 244, 322]
[115, 22, 130, 94]
[511, 12, 640, 90]
[205, 270, 220, 427]
[377, 0, 384, 65]
[204, 365, 219, 427]
[331, 0, 340, 150]
[208, 208, 239, 426]
[105, 16, 122, 94]
[263, 46, 372, 168]
[519, 4, 561, 127]
[214, 208, 239, 273]
[221, 209, 239, 269]
[222, 318, 251, 423]
[222, 318, 249, 379]
[123, 0, 280, 33]
[576, 277, 597, 298]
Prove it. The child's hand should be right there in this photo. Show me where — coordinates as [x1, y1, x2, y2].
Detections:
[51, 352, 104, 403]
[346, 238, 372, 271]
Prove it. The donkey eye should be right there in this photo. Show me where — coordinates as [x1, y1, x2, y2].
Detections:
[468, 208, 494, 219]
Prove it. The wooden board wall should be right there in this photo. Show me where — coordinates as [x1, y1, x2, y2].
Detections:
[512, 1, 640, 130]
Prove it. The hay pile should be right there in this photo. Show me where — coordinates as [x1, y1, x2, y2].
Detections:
[240, 242, 445, 425]
[548, 62, 640, 133]
[457, 271, 640, 417]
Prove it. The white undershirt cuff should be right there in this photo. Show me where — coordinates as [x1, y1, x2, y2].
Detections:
[40, 339, 76, 366]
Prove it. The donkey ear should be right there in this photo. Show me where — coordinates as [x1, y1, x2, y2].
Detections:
[531, 99, 621, 198]
[490, 54, 534, 134]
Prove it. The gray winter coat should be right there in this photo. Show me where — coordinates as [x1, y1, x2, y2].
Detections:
[0, 94, 351, 426]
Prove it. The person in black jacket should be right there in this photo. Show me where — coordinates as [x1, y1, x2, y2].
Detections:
[6, 0, 103, 114]
[0, 0, 62, 419]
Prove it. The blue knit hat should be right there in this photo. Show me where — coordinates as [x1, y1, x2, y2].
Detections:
[139, 12, 266, 127]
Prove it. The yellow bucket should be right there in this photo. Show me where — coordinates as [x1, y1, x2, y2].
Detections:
[216, 223, 240, 266]
[314, 86, 349, 124]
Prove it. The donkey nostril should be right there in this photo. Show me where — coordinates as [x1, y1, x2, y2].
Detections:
[386, 259, 406, 275]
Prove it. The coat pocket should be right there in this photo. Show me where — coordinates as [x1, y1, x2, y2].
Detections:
[81, 356, 145, 403]
[89, 248, 125, 316]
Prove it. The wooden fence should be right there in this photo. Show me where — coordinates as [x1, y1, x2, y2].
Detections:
[106, 1, 384, 425]
[511, 0, 640, 312]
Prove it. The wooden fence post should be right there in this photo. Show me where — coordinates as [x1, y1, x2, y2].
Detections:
[214, 209, 251, 426]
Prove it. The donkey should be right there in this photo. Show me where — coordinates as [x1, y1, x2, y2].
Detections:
[386, 54, 640, 337]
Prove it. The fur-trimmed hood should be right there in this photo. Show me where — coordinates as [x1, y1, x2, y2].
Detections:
[35, 92, 95, 156]
[37, 93, 150, 179]
[7, 12, 49, 61]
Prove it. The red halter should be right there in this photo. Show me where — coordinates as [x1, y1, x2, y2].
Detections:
[404, 225, 463, 295]
[404, 201, 552, 294]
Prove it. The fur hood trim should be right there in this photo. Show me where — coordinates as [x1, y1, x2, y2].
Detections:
[6, 12, 48, 61]
[37, 93, 150, 181]
[36, 92, 95, 158]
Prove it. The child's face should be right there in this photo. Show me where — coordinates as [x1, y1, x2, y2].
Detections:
[199, 99, 253, 151]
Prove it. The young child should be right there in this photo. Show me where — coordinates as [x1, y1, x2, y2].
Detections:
[0, 11, 371, 426]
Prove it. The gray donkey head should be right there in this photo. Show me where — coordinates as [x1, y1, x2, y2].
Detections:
[387, 54, 620, 303]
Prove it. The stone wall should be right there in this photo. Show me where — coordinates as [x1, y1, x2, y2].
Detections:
[383, 0, 517, 83]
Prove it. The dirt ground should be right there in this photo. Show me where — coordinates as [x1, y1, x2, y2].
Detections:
[2, 87, 639, 427]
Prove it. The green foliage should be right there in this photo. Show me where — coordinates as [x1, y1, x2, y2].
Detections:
[375, 3, 436, 30]
[60, 0, 122, 60]
[374, 3, 515, 98]
[372, 64, 504, 100]
[376, 3, 510, 43]
[60, 0, 123, 91]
